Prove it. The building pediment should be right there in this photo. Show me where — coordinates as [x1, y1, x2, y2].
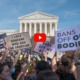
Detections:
[19, 11, 58, 20]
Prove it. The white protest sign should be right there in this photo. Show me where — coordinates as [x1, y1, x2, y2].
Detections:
[55, 25, 80, 52]
[34, 41, 55, 58]
[4, 32, 32, 50]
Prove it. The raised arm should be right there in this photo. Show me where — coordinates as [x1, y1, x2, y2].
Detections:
[0, 43, 9, 63]
[17, 62, 29, 80]
[51, 56, 57, 72]
[74, 46, 80, 64]
[43, 51, 47, 62]
[12, 50, 21, 68]
[28, 54, 31, 63]
[71, 62, 77, 80]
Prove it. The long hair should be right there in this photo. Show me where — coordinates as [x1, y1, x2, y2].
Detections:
[27, 61, 36, 78]
[56, 55, 73, 78]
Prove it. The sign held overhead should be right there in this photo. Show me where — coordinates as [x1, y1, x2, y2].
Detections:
[55, 25, 80, 52]
[4, 32, 32, 50]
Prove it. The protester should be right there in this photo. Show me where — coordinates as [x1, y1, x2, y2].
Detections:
[74, 46, 80, 80]
[17, 62, 29, 80]
[35, 60, 51, 75]
[37, 70, 59, 80]
[56, 55, 76, 80]
[31, 57, 37, 62]
[27, 61, 36, 80]
[0, 62, 10, 80]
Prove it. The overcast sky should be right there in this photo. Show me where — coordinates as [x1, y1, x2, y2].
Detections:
[0, 0, 80, 30]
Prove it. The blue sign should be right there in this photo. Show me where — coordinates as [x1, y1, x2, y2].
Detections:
[0, 33, 7, 49]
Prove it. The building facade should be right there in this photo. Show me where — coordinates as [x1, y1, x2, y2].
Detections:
[19, 11, 59, 37]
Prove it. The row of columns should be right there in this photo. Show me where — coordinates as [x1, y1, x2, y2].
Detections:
[20, 22, 57, 37]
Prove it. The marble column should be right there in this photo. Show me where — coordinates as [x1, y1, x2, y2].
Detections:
[25, 23, 27, 32]
[20, 23, 22, 33]
[34, 23, 36, 33]
[45, 23, 47, 35]
[50, 22, 52, 36]
[29, 23, 32, 37]
[40, 23, 42, 33]
[55, 23, 57, 31]
[52, 23, 55, 36]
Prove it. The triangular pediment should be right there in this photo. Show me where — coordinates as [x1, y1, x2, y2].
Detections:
[19, 11, 58, 20]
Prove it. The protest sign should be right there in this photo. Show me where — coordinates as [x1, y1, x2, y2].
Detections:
[34, 41, 55, 58]
[55, 25, 80, 52]
[4, 32, 32, 50]
[0, 33, 7, 50]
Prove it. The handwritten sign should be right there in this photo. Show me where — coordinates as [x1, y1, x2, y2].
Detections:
[4, 32, 32, 50]
[34, 41, 55, 58]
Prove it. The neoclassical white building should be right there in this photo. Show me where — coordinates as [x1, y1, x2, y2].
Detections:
[0, 11, 59, 38]
[19, 11, 59, 37]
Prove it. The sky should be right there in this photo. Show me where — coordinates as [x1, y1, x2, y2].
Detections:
[0, 0, 80, 30]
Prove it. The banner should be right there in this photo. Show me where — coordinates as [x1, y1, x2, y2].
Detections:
[4, 32, 32, 50]
[34, 41, 55, 58]
[0, 33, 7, 49]
[55, 25, 80, 51]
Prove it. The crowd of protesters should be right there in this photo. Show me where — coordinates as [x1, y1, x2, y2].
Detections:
[0, 42, 80, 80]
